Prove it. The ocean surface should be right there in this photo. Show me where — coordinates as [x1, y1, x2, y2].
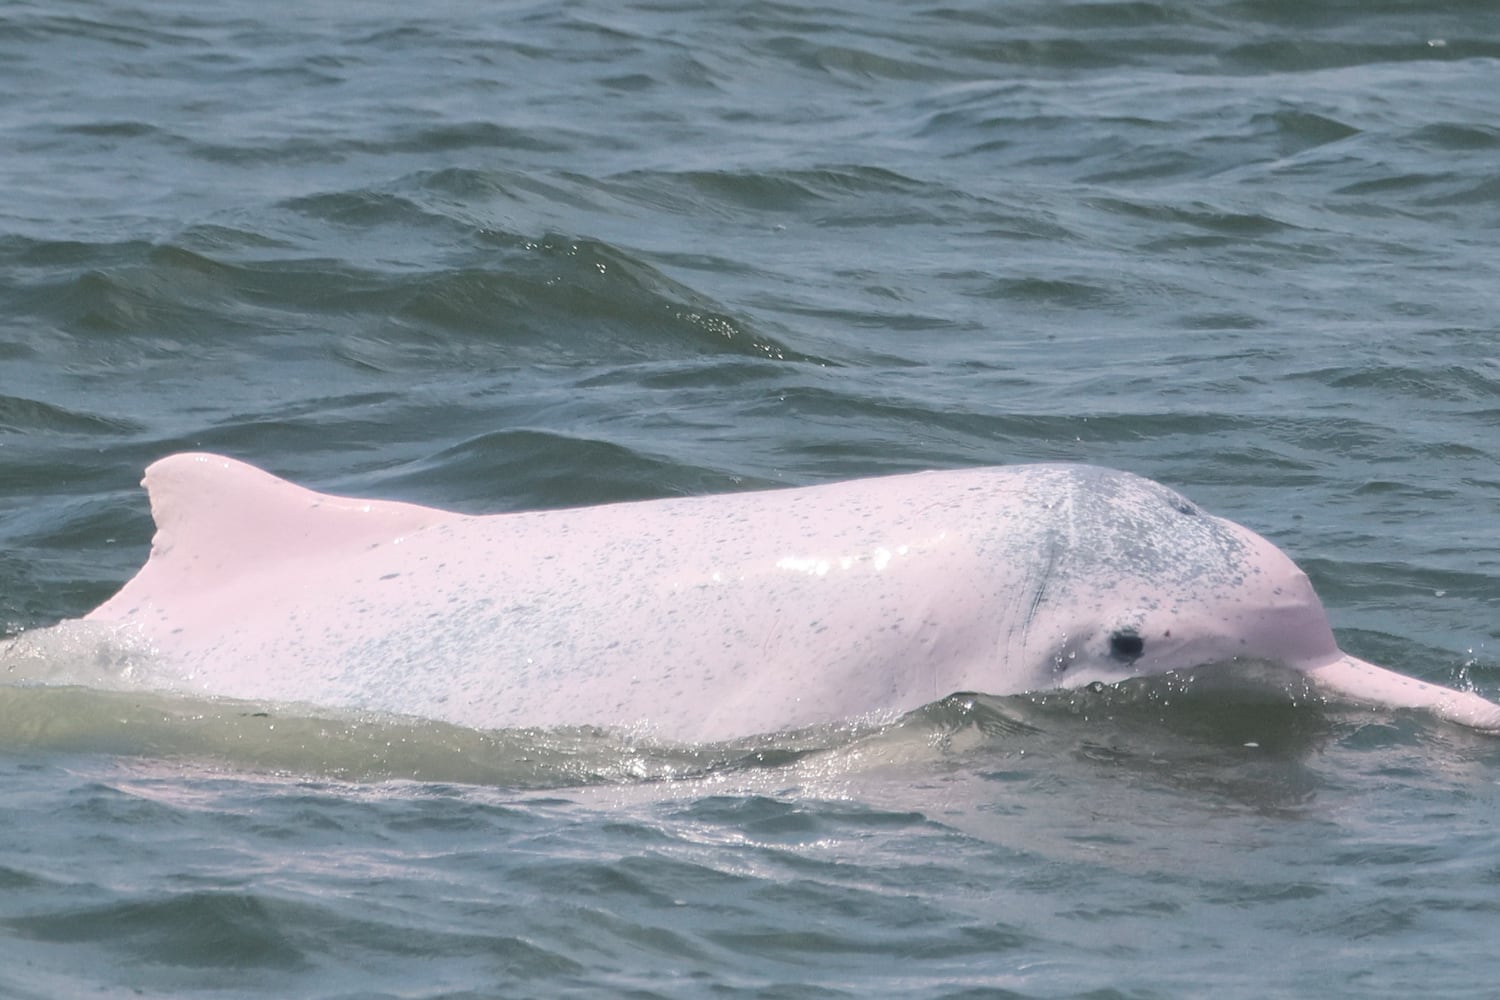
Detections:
[3, 0, 1500, 996]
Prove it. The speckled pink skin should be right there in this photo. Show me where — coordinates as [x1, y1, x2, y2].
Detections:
[52, 453, 1500, 741]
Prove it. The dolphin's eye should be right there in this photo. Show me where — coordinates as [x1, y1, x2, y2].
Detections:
[1109, 630, 1145, 660]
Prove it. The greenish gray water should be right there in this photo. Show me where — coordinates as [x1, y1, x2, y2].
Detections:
[2, 0, 1500, 996]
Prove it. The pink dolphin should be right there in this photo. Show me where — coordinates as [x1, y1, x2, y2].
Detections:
[14, 453, 1500, 741]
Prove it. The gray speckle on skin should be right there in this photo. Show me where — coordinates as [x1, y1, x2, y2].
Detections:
[1008, 465, 1252, 602]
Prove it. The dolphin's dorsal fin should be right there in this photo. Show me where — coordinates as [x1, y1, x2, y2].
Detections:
[87, 452, 457, 621]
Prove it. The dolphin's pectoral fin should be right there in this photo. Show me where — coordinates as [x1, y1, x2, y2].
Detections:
[1307, 653, 1500, 732]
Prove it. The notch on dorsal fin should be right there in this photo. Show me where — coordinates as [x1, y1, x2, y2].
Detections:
[87, 452, 458, 622]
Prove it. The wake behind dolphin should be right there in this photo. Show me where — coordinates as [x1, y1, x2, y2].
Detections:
[7, 453, 1498, 742]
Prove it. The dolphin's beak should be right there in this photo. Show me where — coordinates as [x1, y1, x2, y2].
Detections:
[1305, 653, 1500, 732]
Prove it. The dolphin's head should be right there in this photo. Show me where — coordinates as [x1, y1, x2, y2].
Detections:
[1003, 466, 1341, 690]
[995, 465, 1500, 731]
